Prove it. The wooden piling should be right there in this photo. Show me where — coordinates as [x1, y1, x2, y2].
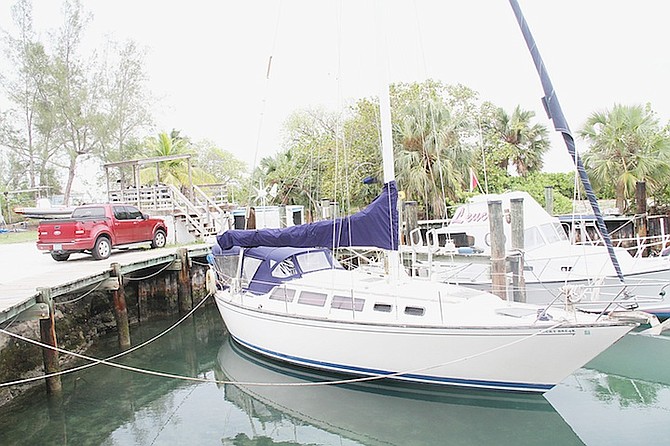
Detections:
[111, 263, 131, 350]
[544, 186, 554, 215]
[137, 280, 150, 322]
[177, 248, 193, 313]
[488, 200, 507, 300]
[510, 197, 526, 303]
[403, 201, 418, 246]
[636, 181, 648, 256]
[36, 287, 62, 395]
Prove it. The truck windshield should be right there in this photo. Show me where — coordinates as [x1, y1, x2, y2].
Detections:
[71, 207, 106, 218]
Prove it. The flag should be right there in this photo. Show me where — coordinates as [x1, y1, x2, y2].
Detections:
[469, 168, 480, 193]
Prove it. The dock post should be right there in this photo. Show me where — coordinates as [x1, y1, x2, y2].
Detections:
[177, 248, 193, 313]
[111, 263, 131, 349]
[36, 287, 62, 395]
[137, 280, 150, 322]
[636, 181, 648, 256]
[510, 197, 526, 303]
[544, 186, 554, 215]
[403, 201, 418, 246]
[488, 200, 507, 300]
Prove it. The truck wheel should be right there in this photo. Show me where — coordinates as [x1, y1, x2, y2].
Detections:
[50, 251, 71, 262]
[92, 236, 112, 260]
[151, 229, 167, 249]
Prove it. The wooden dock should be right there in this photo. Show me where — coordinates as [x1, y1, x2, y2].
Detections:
[0, 242, 211, 325]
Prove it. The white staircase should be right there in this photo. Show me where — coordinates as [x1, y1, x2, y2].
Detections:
[108, 184, 231, 240]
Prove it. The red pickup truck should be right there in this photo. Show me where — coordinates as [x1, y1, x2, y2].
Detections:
[37, 203, 168, 261]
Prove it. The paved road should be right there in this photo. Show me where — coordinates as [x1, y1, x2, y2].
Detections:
[0, 241, 209, 316]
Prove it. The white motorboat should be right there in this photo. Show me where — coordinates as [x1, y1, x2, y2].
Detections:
[406, 191, 670, 318]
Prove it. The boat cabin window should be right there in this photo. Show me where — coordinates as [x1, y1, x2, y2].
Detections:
[373, 303, 392, 313]
[295, 251, 335, 273]
[297, 291, 327, 307]
[271, 258, 296, 278]
[214, 254, 240, 283]
[270, 287, 296, 302]
[404, 306, 425, 316]
[331, 295, 364, 312]
[552, 222, 568, 241]
[540, 222, 566, 244]
[241, 256, 263, 285]
[524, 226, 544, 251]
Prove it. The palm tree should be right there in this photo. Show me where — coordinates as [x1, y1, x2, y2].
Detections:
[140, 130, 214, 186]
[579, 104, 670, 213]
[484, 106, 549, 176]
[394, 98, 472, 218]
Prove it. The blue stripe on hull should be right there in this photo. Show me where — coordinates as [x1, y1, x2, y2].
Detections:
[232, 336, 554, 393]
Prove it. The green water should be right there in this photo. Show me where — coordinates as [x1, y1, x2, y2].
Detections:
[0, 303, 669, 446]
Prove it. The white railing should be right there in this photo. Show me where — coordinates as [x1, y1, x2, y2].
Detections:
[108, 185, 226, 239]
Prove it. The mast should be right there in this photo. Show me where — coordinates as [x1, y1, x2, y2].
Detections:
[376, 3, 400, 280]
[508, 0, 625, 283]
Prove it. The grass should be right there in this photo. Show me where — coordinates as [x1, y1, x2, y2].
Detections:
[0, 230, 38, 244]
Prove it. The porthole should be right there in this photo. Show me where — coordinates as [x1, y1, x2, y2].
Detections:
[373, 303, 392, 313]
[404, 306, 425, 316]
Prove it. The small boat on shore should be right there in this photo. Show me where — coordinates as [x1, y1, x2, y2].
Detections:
[13, 198, 74, 220]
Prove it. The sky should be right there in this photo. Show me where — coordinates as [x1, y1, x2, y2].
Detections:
[2, 0, 670, 180]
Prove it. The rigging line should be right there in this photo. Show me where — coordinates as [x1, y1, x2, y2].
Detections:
[246, 0, 284, 205]
[335, 0, 355, 251]
[411, 0, 450, 218]
[477, 114, 489, 194]
[0, 293, 212, 388]
[149, 384, 198, 446]
[1, 303, 569, 388]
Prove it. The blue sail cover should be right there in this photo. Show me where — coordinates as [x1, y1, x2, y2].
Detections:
[217, 181, 399, 251]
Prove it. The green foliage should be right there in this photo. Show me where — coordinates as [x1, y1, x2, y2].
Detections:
[139, 130, 215, 186]
[579, 103, 670, 213]
[479, 104, 550, 176]
[260, 80, 557, 220]
[506, 173, 575, 215]
[0, 0, 154, 204]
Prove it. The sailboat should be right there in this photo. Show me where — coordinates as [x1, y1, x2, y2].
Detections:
[210, 2, 643, 393]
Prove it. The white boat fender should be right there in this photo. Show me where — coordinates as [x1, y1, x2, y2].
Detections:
[206, 267, 218, 294]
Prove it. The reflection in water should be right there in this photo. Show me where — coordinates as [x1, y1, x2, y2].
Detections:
[546, 369, 670, 446]
[584, 332, 670, 386]
[0, 304, 668, 445]
[215, 339, 583, 446]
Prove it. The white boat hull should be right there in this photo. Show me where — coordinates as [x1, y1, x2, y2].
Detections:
[215, 292, 632, 393]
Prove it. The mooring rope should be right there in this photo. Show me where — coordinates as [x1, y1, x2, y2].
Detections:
[55, 279, 106, 306]
[125, 260, 176, 281]
[0, 307, 569, 388]
[0, 292, 212, 388]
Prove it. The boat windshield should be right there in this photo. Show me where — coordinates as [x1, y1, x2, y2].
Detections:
[524, 226, 545, 250]
[540, 222, 568, 244]
[296, 251, 337, 273]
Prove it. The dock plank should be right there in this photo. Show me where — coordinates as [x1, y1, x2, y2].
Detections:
[0, 242, 211, 324]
